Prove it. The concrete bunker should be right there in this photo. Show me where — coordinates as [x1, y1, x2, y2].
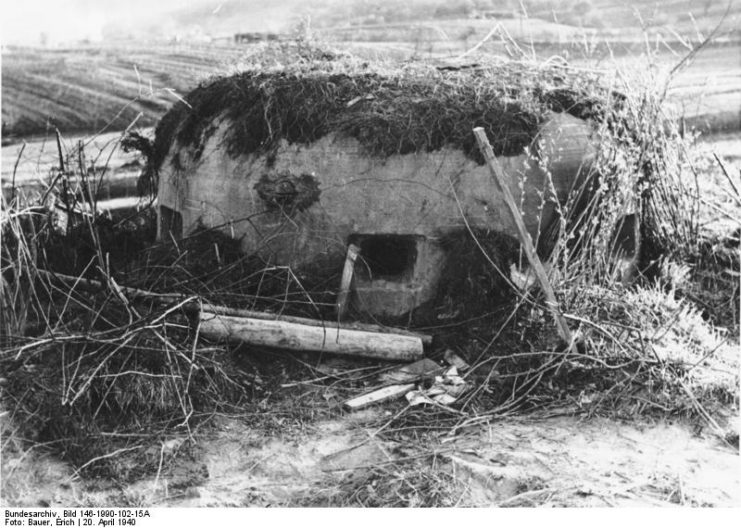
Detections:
[148, 64, 636, 320]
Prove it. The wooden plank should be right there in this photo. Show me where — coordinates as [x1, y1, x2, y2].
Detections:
[344, 384, 416, 410]
[198, 310, 425, 362]
[336, 243, 360, 319]
[473, 127, 573, 346]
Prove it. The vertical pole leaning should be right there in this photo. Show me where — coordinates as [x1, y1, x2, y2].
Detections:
[473, 127, 573, 346]
[336, 243, 361, 320]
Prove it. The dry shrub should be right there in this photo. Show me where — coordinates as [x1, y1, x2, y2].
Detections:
[0, 139, 250, 482]
[0, 198, 338, 484]
[1, 209, 38, 342]
[501, 58, 739, 420]
[389, 52, 740, 427]
[0, 259, 249, 481]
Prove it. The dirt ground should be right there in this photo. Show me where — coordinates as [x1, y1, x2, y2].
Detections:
[3, 408, 738, 508]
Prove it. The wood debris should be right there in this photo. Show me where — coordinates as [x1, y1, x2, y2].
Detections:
[344, 384, 416, 410]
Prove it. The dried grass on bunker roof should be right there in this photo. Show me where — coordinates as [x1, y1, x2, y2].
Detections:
[146, 58, 612, 184]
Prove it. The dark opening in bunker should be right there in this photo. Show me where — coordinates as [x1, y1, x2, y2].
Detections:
[350, 235, 418, 280]
[159, 205, 183, 240]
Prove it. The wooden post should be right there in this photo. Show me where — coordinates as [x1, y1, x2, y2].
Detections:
[473, 127, 573, 346]
[336, 243, 360, 319]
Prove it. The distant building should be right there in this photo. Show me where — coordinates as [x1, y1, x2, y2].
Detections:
[234, 32, 280, 44]
[472, 10, 517, 20]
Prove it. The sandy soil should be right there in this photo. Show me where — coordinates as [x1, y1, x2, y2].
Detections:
[3, 409, 738, 508]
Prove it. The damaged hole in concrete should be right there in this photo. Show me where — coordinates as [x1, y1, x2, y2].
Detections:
[254, 172, 321, 213]
[351, 235, 418, 280]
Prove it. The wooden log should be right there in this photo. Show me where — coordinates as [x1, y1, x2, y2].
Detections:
[197, 304, 433, 345]
[344, 383, 416, 410]
[198, 310, 425, 362]
[336, 243, 360, 319]
[473, 127, 574, 347]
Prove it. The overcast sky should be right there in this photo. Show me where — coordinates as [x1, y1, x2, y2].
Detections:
[1, 0, 215, 45]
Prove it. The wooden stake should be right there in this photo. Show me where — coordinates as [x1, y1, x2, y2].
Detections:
[336, 243, 360, 319]
[473, 127, 573, 346]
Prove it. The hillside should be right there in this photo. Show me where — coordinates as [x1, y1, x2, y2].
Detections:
[0, 43, 253, 139]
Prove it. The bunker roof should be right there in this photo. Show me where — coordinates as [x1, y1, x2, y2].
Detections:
[147, 59, 622, 189]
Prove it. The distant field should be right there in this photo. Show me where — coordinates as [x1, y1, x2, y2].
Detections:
[1, 43, 253, 140]
[2, 21, 740, 141]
